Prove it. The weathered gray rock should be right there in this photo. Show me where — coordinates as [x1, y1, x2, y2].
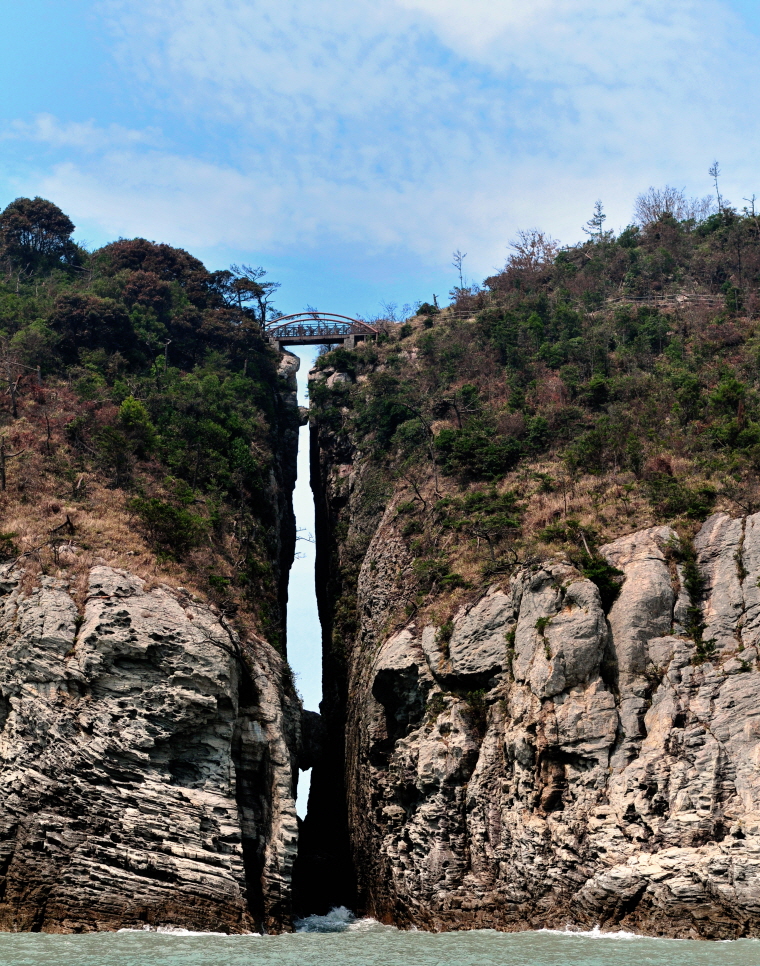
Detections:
[342, 509, 760, 938]
[603, 525, 675, 679]
[278, 351, 300, 392]
[327, 371, 352, 388]
[694, 514, 745, 652]
[447, 588, 512, 680]
[0, 565, 300, 934]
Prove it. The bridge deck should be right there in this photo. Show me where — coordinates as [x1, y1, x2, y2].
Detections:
[273, 334, 364, 346]
[264, 313, 378, 349]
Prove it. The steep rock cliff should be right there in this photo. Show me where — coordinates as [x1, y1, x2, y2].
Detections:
[308, 389, 760, 941]
[0, 351, 307, 935]
[0, 564, 301, 934]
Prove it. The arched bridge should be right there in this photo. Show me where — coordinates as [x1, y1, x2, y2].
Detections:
[265, 313, 378, 349]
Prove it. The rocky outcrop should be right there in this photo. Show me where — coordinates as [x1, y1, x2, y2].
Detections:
[0, 565, 300, 934]
[339, 513, 760, 938]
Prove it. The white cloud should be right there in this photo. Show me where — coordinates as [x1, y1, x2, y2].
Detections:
[1, 114, 158, 152]
[15, 0, 759, 275]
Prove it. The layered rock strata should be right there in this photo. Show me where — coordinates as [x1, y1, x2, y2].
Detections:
[337, 506, 760, 938]
[0, 565, 301, 934]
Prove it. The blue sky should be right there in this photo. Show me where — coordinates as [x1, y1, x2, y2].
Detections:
[3, 0, 760, 317]
[289, 347, 321, 716]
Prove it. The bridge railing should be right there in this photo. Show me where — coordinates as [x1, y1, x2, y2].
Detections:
[265, 313, 379, 337]
[269, 323, 365, 339]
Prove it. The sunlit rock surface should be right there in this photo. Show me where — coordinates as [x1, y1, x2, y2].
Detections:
[0, 565, 300, 934]
[344, 514, 760, 939]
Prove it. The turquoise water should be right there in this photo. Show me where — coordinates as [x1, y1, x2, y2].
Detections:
[0, 910, 758, 966]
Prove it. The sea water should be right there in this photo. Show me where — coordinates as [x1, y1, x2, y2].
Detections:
[0, 908, 759, 966]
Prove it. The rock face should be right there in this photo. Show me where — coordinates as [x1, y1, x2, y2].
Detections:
[0, 565, 301, 934]
[340, 513, 760, 938]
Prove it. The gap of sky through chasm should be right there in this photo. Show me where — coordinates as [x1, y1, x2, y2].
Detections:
[286, 345, 322, 817]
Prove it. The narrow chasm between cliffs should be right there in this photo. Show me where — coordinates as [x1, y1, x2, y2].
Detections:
[288, 346, 358, 918]
[10, 195, 760, 939]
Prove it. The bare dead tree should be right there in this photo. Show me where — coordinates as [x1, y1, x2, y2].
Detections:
[398, 464, 429, 513]
[743, 195, 760, 239]
[6, 372, 20, 419]
[709, 161, 724, 212]
[722, 474, 760, 516]
[2, 355, 43, 418]
[0, 437, 24, 491]
[507, 229, 560, 272]
[294, 526, 315, 559]
[634, 186, 715, 226]
[44, 411, 52, 455]
[380, 301, 400, 323]
[452, 249, 467, 290]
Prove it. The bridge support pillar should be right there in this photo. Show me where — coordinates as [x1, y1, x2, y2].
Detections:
[344, 335, 356, 349]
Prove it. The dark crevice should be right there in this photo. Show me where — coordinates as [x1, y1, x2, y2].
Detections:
[291, 421, 357, 917]
[232, 697, 268, 929]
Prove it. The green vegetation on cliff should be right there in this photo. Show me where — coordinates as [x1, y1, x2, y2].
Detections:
[0, 196, 294, 645]
[311, 196, 760, 624]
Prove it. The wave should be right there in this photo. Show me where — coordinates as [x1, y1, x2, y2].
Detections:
[294, 906, 380, 934]
[539, 924, 648, 940]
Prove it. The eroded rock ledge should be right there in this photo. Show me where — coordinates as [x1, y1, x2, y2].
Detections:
[346, 514, 760, 939]
[0, 565, 300, 934]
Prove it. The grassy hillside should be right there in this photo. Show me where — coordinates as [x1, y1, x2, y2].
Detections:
[0, 196, 296, 648]
[311, 199, 760, 635]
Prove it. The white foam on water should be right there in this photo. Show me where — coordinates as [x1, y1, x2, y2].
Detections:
[539, 924, 646, 940]
[294, 906, 381, 934]
[116, 925, 260, 937]
[346, 916, 383, 933]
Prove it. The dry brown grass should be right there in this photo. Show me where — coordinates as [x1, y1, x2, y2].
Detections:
[0, 379, 268, 639]
[382, 448, 732, 636]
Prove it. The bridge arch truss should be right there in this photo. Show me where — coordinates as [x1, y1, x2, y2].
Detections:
[264, 313, 378, 348]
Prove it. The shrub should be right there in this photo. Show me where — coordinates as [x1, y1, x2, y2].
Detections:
[709, 375, 746, 416]
[128, 497, 206, 557]
[464, 688, 488, 735]
[208, 574, 231, 592]
[583, 373, 610, 409]
[119, 396, 157, 454]
[354, 376, 416, 450]
[314, 346, 358, 375]
[426, 692, 448, 721]
[645, 475, 716, 521]
[436, 620, 454, 658]
[412, 556, 465, 594]
[578, 553, 624, 612]
[50, 294, 134, 365]
[416, 302, 439, 317]
[434, 427, 522, 480]
[401, 519, 423, 537]
[665, 536, 706, 644]
[0, 533, 19, 562]
[535, 616, 551, 635]
[75, 371, 107, 400]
